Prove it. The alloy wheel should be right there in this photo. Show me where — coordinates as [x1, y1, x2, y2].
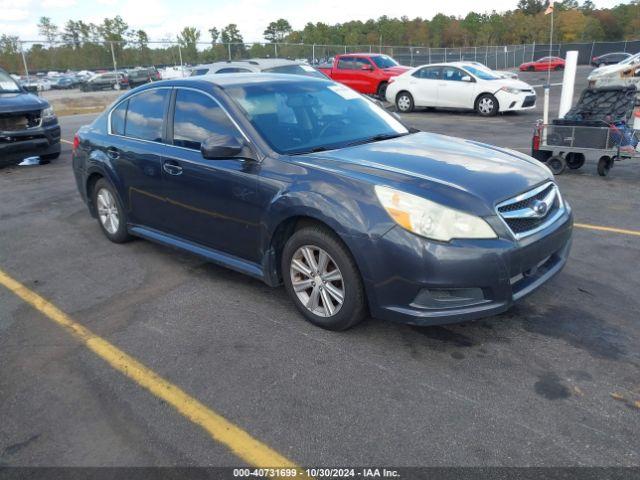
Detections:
[96, 188, 119, 234]
[289, 245, 345, 318]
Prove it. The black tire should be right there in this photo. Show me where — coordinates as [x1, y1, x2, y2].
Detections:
[566, 153, 585, 170]
[281, 224, 367, 331]
[597, 156, 612, 177]
[92, 178, 132, 243]
[527, 66, 534, 72]
[395, 91, 414, 113]
[547, 156, 566, 175]
[377, 82, 388, 100]
[475, 93, 499, 117]
[554, 65, 564, 71]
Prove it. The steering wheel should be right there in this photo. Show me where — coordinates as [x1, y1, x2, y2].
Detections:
[318, 119, 348, 138]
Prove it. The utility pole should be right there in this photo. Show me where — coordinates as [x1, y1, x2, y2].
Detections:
[110, 41, 119, 90]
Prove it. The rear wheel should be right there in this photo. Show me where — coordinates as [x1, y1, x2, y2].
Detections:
[395, 92, 414, 113]
[92, 178, 132, 243]
[476, 94, 499, 116]
[282, 224, 367, 331]
[547, 155, 566, 175]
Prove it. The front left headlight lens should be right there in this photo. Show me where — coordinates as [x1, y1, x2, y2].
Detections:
[42, 106, 55, 119]
[375, 185, 496, 242]
[500, 87, 521, 95]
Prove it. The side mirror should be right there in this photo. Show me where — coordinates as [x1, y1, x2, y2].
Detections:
[461, 75, 472, 82]
[201, 134, 244, 159]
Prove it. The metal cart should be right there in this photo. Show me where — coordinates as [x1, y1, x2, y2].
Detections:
[531, 121, 640, 177]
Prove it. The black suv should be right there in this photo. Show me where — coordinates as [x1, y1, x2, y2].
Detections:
[0, 68, 61, 168]
[80, 72, 129, 92]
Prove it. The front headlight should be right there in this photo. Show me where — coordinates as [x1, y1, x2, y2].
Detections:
[42, 106, 56, 120]
[500, 87, 521, 95]
[375, 185, 496, 242]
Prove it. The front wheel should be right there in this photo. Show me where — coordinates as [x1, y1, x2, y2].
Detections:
[282, 224, 367, 331]
[597, 156, 612, 177]
[395, 92, 414, 113]
[476, 94, 499, 116]
[377, 82, 388, 100]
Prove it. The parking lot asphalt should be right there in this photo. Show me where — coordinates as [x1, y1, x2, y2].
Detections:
[1, 67, 640, 468]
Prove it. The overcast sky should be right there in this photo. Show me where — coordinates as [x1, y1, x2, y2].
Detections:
[0, 0, 628, 43]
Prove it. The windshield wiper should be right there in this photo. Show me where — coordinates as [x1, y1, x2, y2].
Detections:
[342, 132, 409, 148]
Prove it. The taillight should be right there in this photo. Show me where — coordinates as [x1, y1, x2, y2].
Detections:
[73, 134, 80, 152]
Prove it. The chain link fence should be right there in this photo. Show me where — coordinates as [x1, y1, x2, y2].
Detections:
[3, 39, 639, 78]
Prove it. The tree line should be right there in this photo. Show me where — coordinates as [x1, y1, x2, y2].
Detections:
[0, 0, 638, 74]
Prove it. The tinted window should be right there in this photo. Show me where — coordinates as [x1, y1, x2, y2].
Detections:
[442, 67, 465, 81]
[371, 55, 399, 69]
[110, 100, 128, 135]
[337, 59, 354, 70]
[172, 89, 240, 150]
[353, 58, 373, 69]
[125, 89, 168, 142]
[191, 68, 209, 76]
[216, 67, 252, 73]
[413, 66, 440, 79]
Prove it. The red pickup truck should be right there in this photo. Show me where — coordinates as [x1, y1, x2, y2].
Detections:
[318, 53, 410, 98]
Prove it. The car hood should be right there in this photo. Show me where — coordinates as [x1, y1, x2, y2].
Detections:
[301, 132, 551, 216]
[383, 66, 411, 75]
[0, 92, 49, 114]
[491, 78, 535, 91]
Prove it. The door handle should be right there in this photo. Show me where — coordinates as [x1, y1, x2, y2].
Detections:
[106, 147, 120, 160]
[163, 160, 183, 176]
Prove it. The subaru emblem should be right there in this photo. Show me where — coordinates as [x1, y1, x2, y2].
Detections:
[532, 200, 548, 216]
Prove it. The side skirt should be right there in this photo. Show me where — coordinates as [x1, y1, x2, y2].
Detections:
[129, 225, 266, 282]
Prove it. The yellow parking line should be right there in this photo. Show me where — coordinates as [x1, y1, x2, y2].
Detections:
[61, 139, 73, 145]
[0, 268, 299, 470]
[575, 223, 640, 237]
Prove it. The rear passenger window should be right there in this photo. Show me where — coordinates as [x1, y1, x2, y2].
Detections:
[216, 67, 252, 73]
[125, 89, 168, 142]
[414, 67, 440, 79]
[110, 100, 127, 135]
[172, 89, 240, 150]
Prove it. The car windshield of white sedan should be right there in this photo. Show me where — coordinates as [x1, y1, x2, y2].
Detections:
[463, 65, 501, 81]
[0, 71, 21, 93]
[226, 81, 409, 154]
[371, 55, 399, 69]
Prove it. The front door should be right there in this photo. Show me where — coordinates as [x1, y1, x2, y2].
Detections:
[438, 66, 476, 109]
[161, 88, 262, 263]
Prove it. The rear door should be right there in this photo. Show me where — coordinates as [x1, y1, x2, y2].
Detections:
[160, 88, 262, 262]
[331, 57, 358, 90]
[106, 87, 172, 231]
[410, 66, 441, 106]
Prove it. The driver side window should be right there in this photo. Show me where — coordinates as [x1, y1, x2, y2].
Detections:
[442, 67, 465, 82]
[172, 89, 241, 150]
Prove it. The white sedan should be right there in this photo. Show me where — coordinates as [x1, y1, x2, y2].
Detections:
[386, 62, 536, 116]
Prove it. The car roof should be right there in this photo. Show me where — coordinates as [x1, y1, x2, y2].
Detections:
[337, 53, 387, 58]
[170, 72, 328, 88]
[193, 58, 302, 72]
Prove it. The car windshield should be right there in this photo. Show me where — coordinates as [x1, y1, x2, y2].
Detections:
[620, 53, 640, 65]
[371, 55, 399, 69]
[463, 65, 500, 80]
[226, 80, 409, 154]
[0, 70, 21, 93]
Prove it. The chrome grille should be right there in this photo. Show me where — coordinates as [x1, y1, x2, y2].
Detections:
[496, 182, 564, 239]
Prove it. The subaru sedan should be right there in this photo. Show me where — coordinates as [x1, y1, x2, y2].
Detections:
[72, 74, 572, 330]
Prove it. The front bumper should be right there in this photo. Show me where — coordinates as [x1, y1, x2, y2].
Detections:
[360, 208, 573, 326]
[496, 91, 537, 112]
[0, 119, 61, 165]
